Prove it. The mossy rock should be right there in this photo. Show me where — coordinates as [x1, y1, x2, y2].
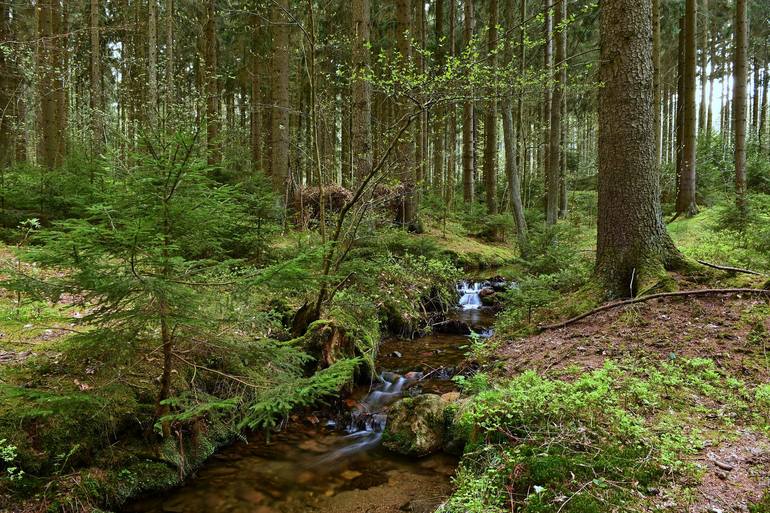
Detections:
[382, 394, 448, 456]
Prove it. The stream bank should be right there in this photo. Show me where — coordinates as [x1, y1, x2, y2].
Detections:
[123, 278, 505, 513]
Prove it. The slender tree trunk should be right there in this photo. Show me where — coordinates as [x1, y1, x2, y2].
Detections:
[483, 0, 498, 219]
[204, 0, 219, 167]
[734, 0, 747, 212]
[751, 58, 760, 136]
[546, 0, 564, 224]
[250, 17, 263, 174]
[596, 0, 682, 298]
[148, 0, 158, 128]
[165, 0, 173, 109]
[653, 0, 662, 168]
[351, 0, 372, 181]
[90, 0, 103, 155]
[446, 0, 457, 208]
[432, 0, 445, 196]
[698, 0, 708, 134]
[271, 0, 290, 197]
[676, 2, 698, 217]
[462, 0, 475, 203]
[760, 61, 769, 151]
[542, 1, 553, 214]
[396, 0, 417, 229]
[414, 0, 426, 188]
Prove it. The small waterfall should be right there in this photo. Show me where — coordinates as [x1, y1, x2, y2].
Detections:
[457, 281, 483, 310]
[316, 372, 414, 463]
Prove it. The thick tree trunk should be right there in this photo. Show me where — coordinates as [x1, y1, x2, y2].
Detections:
[596, 0, 682, 298]
[462, 0, 475, 203]
[676, 0, 698, 217]
[733, 0, 747, 212]
[351, 0, 372, 181]
[271, 0, 290, 197]
[483, 0, 498, 218]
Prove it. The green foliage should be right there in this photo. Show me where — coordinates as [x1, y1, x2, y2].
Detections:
[240, 357, 360, 430]
[0, 438, 24, 481]
[443, 358, 760, 512]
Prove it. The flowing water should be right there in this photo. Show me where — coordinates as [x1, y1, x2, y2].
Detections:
[125, 282, 497, 513]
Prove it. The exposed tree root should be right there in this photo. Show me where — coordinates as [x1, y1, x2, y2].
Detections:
[538, 288, 770, 332]
[696, 260, 765, 276]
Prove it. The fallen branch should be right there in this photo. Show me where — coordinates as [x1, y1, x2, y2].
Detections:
[696, 259, 765, 276]
[538, 288, 770, 332]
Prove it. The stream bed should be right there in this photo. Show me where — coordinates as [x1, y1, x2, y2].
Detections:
[125, 281, 497, 513]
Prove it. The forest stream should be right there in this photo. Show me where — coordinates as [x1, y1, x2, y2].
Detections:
[124, 280, 500, 513]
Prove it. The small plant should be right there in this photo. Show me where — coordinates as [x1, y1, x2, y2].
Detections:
[0, 438, 24, 481]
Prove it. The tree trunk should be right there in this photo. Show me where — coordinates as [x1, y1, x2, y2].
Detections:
[462, 0, 475, 203]
[250, 17, 263, 174]
[734, 0, 747, 212]
[546, 0, 564, 225]
[396, 0, 418, 229]
[90, 0, 103, 155]
[148, 0, 158, 128]
[760, 61, 768, 151]
[204, 0, 219, 167]
[271, 0, 290, 197]
[596, 0, 682, 298]
[698, 0, 708, 134]
[165, 0, 173, 109]
[351, 0, 372, 181]
[676, 3, 698, 218]
[751, 57, 760, 136]
[483, 0, 498, 218]
[653, 0, 661, 168]
[432, 0, 445, 196]
[542, 1, 552, 216]
[446, 0, 457, 208]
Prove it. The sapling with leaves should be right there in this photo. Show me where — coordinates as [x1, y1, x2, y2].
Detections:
[6, 128, 251, 437]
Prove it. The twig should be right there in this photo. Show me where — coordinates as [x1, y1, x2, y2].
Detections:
[171, 352, 270, 390]
[538, 288, 770, 331]
[696, 260, 765, 276]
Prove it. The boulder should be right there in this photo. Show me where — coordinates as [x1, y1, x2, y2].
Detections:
[382, 394, 448, 456]
[478, 287, 496, 298]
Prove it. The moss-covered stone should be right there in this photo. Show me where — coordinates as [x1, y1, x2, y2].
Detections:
[382, 394, 449, 456]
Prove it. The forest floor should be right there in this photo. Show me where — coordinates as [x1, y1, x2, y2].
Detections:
[487, 281, 770, 512]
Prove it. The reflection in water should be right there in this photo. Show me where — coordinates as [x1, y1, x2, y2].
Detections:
[125, 282, 498, 513]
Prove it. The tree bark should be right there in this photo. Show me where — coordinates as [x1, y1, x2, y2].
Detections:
[546, 0, 564, 224]
[90, 0, 103, 155]
[432, 0, 445, 195]
[148, 0, 158, 128]
[676, 3, 698, 218]
[204, 0, 219, 167]
[351, 0, 372, 181]
[483, 0, 498, 218]
[271, 0, 290, 197]
[446, 0, 457, 208]
[396, 0, 418, 229]
[734, 0, 747, 212]
[250, 16, 263, 174]
[653, 0, 661, 168]
[165, 0, 173, 109]
[462, 0, 475, 203]
[698, 0, 708, 134]
[542, 1, 552, 217]
[596, 0, 682, 298]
